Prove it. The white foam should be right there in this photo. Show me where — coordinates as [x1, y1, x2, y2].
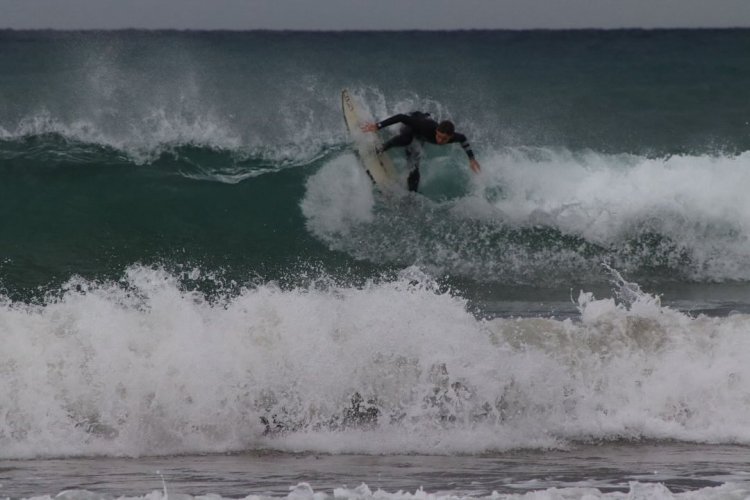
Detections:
[300, 154, 376, 237]
[303, 147, 750, 283]
[476, 148, 750, 278]
[15, 482, 750, 500]
[1, 109, 242, 164]
[476, 149, 749, 235]
[4, 266, 750, 458]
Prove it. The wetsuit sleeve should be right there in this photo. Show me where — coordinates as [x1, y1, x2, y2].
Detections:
[452, 133, 475, 160]
[376, 114, 413, 130]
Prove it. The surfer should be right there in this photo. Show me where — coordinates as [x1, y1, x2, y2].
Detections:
[362, 112, 481, 192]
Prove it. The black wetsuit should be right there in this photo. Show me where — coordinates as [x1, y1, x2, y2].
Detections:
[376, 112, 475, 192]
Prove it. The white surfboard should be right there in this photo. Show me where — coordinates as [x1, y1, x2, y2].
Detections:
[341, 89, 397, 190]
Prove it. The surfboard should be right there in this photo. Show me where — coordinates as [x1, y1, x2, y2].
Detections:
[341, 89, 397, 189]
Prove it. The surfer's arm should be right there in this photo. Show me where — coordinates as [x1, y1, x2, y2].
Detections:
[376, 114, 411, 130]
[453, 133, 481, 173]
[361, 114, 412, 133]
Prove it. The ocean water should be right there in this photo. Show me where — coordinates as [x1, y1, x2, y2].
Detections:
[2, 29, 750, 499]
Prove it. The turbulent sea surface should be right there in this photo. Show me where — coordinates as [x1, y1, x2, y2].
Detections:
[2, 29, 750, 499]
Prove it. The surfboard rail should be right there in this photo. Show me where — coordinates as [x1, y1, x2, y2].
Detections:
[341, 89, 397, 189]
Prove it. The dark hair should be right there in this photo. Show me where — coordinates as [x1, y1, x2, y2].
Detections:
[437, 120, 455, 135]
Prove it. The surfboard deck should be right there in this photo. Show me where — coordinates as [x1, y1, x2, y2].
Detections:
[341, 89, 398, 190]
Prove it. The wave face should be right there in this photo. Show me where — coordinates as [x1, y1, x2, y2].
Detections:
[2, 30, 750, 293]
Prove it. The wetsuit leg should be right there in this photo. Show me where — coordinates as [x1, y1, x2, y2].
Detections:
[405, 141, 422, 192]
[381, 125, 414, 152]
[407, 167, 420, 192]
[381, 126, 422, 192]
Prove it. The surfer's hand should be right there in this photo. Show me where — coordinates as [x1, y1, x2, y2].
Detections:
[361, 122, 378, 133]
[470, 159, 481, 173]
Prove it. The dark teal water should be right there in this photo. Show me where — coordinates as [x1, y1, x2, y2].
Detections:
[2, 30, 750, 299]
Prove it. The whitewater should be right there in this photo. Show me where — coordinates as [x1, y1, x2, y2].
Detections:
[4, 264, 750, 458]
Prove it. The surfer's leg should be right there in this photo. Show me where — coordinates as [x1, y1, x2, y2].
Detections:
[405, 142, 422, 192]
[407, 167, 420, 192]
[381, 125, 414, 152]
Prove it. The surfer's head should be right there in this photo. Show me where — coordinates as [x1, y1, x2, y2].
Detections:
[436, 121, 455, 144]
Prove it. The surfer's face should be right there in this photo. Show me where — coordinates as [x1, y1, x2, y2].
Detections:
[435, 130, 452, 145]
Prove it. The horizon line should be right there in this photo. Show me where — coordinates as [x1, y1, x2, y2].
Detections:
[2, 26, 750, 33]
